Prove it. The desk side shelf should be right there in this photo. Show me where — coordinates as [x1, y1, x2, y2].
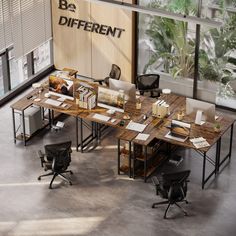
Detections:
[118, 137, 167, 181]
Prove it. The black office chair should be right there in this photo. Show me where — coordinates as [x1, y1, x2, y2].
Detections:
[37, 141, 73, 189]
[95, 64, 121, 86]
[152, 170, 190, 219]
[136, 74, 161, 98]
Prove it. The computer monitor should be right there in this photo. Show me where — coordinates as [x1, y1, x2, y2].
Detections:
[186, 98, 215, 123]
[97, 87, 124, 113]
[49, 74, 74, 101]
[109, 79, 136, 102]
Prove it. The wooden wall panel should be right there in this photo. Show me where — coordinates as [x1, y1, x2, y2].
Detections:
[52, 0, 92, 77]
[52, 0, 133, 82]
[90, 1, 132, 82]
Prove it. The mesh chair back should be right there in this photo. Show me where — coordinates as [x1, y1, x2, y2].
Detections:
[161, 170, 190, 200]
[136, 74, 160, 92]
[45, 141, 72, 172]
[109, 64, 121, 80]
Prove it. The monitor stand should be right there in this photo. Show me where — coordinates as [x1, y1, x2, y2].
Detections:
[195, 110, 204, 125]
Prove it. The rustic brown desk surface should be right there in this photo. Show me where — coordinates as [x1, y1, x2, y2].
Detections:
[117, 94, 234, 153]
[11, 89, 235, 152]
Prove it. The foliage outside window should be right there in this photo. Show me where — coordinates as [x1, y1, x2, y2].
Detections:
[140, 0, 198, 78]
[138, 0, 236, 108]
[200, 1, 236, 99]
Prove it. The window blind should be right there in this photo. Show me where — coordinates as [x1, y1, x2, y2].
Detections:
[11, 0, 24, 57]
[21, 0, 45, 55]
[3, 0, 14, 48]
[0, 1, 6, 53]
[44, 0, 52, 41]
[5, 0, 52, 58]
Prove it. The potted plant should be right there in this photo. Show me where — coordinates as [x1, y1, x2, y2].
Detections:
[214, 123, 221, 133]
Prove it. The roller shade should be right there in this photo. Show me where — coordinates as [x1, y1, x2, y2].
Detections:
[0, 1, 5, 53]
[3, 0, 13, 48]
[1, 0, 52, 58]
[11, 0, 24, 57]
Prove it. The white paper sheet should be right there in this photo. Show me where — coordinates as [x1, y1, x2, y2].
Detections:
[135, 133, 150, 141]
[93, 113, 110, 122]
[126, 121, 147, 132]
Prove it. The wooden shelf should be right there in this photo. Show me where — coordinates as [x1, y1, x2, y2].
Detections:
[141, 154, 167, 178]
[119, 165, 129, 174]
[16, 134, 30, 141]
[133, 153, 167, 179]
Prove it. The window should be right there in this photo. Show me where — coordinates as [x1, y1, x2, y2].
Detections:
[137, 0, 236, 109]
[33, 40, 52, 74]
[199, 0, 236, 108]
[8, 48, 28, 90]
[138, 0, 197, 97]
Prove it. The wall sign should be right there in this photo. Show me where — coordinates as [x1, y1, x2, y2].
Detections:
[58, 0, 125, 38]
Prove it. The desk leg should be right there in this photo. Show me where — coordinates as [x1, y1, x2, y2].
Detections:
[229, 123, 234, 160]
[215, 141, 219, 175]
[133, 148, 136, 179]
[95, 122, 98, 141]
[144, 146, 147, 182]
[76, 116, 78, 152]
[216, 138, 221, 173]
[202, 152, 206, 189]
[22, 110, 26, 146]
[51, 110, 54, 124]
[129, 141, 131, 178]
[12, 108, 16, 143]
[118, 139, 120, 175]
[80, 118, 83, 153]
[92, 122, 95, 138]
[48, 109, 52, 128]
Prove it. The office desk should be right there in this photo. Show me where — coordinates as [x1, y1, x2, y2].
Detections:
[11, 89, 234, 189]
[117, 94, 234, 189]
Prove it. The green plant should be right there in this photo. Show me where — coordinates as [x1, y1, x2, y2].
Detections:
[199, 7, 236, 97]
[143, 0, 197, 78]
[214, 123, 221, 129]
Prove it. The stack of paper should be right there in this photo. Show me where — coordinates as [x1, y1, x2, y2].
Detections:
[190, 137, 210, 149]
[93, 113, 110, 122]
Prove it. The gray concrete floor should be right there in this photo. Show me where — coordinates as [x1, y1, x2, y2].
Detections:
[0, 90, 236, 236]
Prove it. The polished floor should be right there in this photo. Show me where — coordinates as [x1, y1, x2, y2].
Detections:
[0, 90, 236, 236]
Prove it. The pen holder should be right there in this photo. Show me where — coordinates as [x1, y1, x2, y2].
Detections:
[177, 112, 184, 121]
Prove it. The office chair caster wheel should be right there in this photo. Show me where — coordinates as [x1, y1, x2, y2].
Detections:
[69, 181, 72, 186]
[185, 200, 189, 204]
[38, 177, 41, 180]
[70, 171, 73, 175]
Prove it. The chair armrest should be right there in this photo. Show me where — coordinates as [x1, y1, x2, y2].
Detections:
[38, 150, 45, 167]
[44, 161, 53, 171]
[152, 176, 162, 195]
[92, 78, 105, 85]
[152, 176, 160, 186]
[93, 78, 105, 82]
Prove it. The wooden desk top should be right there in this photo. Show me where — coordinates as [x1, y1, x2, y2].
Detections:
[11, 87, 235, 152]
[118, 94, 235, 152]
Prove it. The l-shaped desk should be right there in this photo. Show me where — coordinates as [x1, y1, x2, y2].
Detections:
[11, 84, 234, 189]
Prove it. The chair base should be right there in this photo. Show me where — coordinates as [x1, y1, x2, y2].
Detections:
[38, 170, 73, 189]
[152, 199, 189, 219]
